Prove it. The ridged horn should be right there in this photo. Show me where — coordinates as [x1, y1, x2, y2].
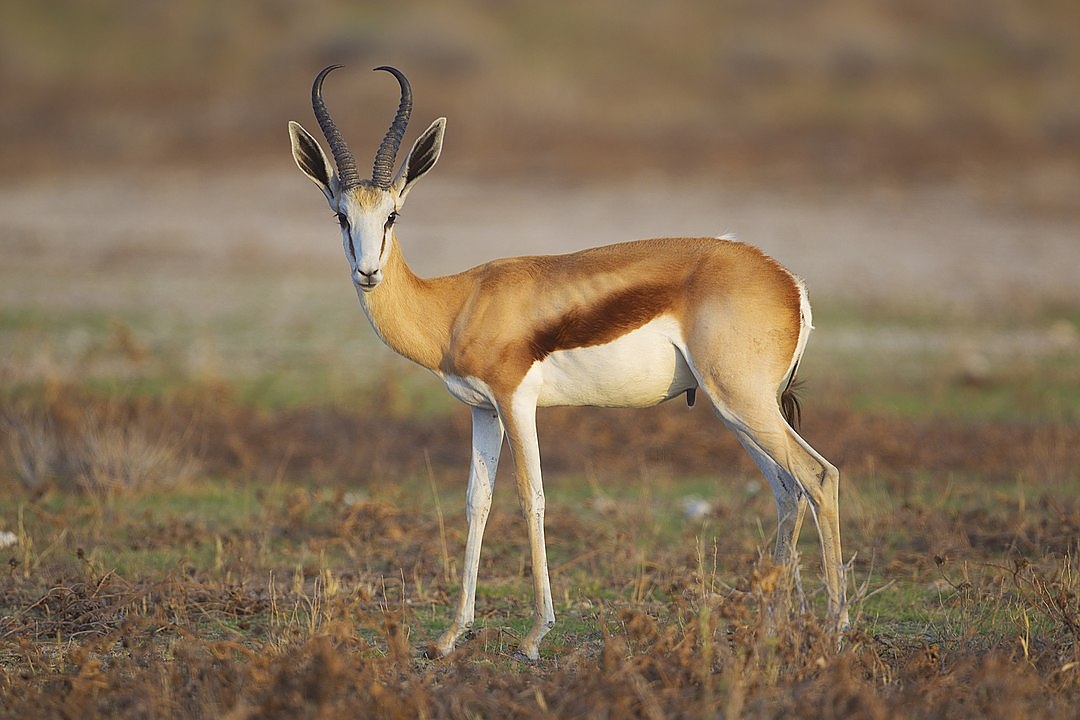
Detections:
[311, 65, 362, 191]
[371, 66, 413, 190]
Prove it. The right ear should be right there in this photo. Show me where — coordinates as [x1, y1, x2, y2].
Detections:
[394, 117, 446, 203]
[289, 121, 335, 203]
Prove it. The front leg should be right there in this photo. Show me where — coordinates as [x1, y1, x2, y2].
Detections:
[431, 406, 504, 657]
[502, 388, 555, 661]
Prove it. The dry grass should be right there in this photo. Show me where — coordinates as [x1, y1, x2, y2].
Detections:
[1, 385, 1078, 718]
[3, 397, 200, 496]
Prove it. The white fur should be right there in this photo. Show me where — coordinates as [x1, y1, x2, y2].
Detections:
[443, 373, 497, 409]
[533, 315, 696, 408]
[434, 406, 503, 656]
[784, 274, 814, 387]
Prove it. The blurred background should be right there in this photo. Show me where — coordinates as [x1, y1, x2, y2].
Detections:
[2, 0, 1078, 411]
[4, 0, 1079, 194]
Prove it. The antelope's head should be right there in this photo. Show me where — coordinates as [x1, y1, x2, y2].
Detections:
[289, 65, 445, 292]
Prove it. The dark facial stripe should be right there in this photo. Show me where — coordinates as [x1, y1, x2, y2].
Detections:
[529, 284, 675, 362]
[344, 230, 358, 266]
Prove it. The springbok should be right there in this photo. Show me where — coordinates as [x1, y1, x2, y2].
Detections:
[288, 65, 847, 661]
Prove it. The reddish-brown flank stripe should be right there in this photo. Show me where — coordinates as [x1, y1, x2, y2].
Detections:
[528, 284, 677, 362]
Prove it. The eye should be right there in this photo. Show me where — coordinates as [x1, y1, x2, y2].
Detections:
[335, 212, 349, 230]
[386, 211, 399, 227]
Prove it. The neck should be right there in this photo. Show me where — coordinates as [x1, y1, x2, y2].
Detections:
[356, 240, 464, 373]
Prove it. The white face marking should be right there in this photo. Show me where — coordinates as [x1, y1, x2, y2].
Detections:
[530, 315, 697, 408]
[337, 191, 398, 292]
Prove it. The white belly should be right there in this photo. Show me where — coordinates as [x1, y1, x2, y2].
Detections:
[444, 373, 497, 409]
[532, 315, 697, 408]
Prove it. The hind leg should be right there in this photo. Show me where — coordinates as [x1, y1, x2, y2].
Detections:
[726, 418, 808, 566]
[702, 381, 847, 629]
[739, 413, 845, 627]
[741, 436, 808, 569]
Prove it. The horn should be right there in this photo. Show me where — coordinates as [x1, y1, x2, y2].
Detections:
[371, 66, 413, 190]
[311, 65, 362, 191]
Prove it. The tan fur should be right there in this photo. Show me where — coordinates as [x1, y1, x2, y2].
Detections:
[363, 236, 801, 399]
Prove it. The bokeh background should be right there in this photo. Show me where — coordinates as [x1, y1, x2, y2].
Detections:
[4, 0, 1080, 193]
[3, 0, 1080, 411]
[4, 0, 1080, 404]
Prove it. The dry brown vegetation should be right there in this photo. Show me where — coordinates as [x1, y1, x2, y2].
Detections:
[1, 384, 1079, 718]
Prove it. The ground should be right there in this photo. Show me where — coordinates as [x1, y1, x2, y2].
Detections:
[1, 164, 1078, 717]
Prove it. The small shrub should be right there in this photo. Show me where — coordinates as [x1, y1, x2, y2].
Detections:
[1, 400, 200, 496]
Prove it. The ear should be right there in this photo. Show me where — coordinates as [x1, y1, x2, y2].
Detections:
[289, 121, 335, 203]
[394, 118, 445, 203]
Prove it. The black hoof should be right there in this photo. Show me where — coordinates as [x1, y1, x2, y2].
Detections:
[512, 650, 538, 664]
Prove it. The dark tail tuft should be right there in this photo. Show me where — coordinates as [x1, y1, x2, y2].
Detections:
[780, 370, 804, 431]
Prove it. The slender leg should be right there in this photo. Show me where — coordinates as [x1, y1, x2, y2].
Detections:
[738, 432, 808, 567]
[782, 427, 847, 629]
[776, 493, 809, 567]
[502, 389, 555, 661]
[735, 416, 846, 628]
[701, 377, 848, 630]
[432, 406, 504, 657]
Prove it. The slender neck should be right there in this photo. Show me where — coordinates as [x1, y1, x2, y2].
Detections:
[356, 238, 465, 373]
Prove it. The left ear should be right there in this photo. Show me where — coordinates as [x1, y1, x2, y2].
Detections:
[289, 121, 336, 204]
[394, 118, 445, 203]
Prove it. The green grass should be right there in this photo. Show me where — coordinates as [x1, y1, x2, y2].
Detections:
[8, 298, 1077, 423]
[802, 304, 1080, 422]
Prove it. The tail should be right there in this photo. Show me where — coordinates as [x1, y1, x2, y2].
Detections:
[780, 365, 803, 430]
[780, 276, 813, 432]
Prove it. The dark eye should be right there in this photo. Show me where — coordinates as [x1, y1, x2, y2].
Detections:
[386, 211, 399, 227]
[335, 212, 349, 230]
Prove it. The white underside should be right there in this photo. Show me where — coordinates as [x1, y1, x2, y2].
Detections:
[444, 374, 498, 409]
[443, 315, 697, 410]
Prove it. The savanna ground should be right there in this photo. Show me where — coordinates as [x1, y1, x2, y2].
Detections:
[3, 1, 1080, 717]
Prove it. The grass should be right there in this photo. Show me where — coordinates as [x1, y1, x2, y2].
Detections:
[803, 310, 1080, 422]
[5, 296, 1078, 422]
[2, 356, 1079, 717]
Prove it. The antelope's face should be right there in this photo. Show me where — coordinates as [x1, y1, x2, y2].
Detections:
[289, 65, 445, 293]
[335, 186, 399, 291]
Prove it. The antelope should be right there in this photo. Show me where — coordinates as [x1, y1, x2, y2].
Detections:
[288, 65, 848, 661]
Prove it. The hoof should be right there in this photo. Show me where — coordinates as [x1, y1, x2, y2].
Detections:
[512, 649, 539, 664]
[424, 643, 448, 660]
[428, 628, 478, 659]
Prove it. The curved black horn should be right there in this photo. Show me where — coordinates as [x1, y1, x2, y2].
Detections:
[371, 66, 413, 190]
[311, 65, 362, 191]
